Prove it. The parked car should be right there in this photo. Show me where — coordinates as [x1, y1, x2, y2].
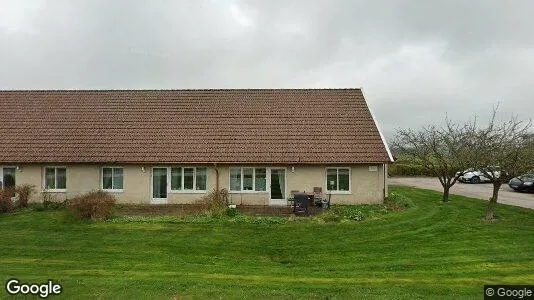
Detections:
[508, 173, 534, 193]
[456, 167, 502, 184]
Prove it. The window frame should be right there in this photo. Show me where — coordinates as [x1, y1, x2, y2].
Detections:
[168, 166, 208, 194]
[325, 167, 352, 194]
[43, 166, 67, 192]
[101, 167, 124, 193]
[0, 166, 17, 190]
[228, 167, 268, 193]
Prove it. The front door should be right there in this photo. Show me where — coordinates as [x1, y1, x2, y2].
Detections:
[269, 168, 286, 206]
[152, 168, 167, 204]
[0, 167, 16, 190]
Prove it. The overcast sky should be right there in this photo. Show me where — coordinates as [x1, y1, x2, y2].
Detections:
[1, 0, 533, 140]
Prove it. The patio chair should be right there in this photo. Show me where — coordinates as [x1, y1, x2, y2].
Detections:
[313, 187, 323, 207]
[322, 193, 331, 209]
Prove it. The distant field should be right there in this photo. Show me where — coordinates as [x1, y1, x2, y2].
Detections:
[1, 186, 533, 299]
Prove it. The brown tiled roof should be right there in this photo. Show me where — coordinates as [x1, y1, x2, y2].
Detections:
[0, 89, 392, 164]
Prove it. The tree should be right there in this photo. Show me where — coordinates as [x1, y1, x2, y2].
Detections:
[468, 109, 533, 220]
[393, 118, 475, 202]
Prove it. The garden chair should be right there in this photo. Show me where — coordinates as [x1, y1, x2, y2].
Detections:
[313, 186, 323, 207]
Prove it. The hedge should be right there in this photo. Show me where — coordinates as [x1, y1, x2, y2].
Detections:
[388, 163, 435, 177]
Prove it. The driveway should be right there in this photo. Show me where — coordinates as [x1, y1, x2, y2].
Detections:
[389, 177, 534, 209]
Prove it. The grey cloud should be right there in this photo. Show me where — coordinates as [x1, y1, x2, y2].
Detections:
[1, 0, 533, 140]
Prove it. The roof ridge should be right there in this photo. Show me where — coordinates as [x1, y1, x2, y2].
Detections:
[0, 88, 362, 92]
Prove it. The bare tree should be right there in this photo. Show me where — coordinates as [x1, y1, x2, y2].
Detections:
[393, 118, 475, 202]
[468, 108, 533, 220]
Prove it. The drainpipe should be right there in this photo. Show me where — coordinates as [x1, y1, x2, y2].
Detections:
[382, 163, 388, 202]
[214, 163, 220, 198]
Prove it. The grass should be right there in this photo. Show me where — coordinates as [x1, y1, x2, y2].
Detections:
[1, 186, 533, 299]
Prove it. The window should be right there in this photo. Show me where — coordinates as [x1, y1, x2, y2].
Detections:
[229, 167, 267, 192]
[1, 167, 16, 189]
[44, 167, 66, 190]
[170, 167, 207, 192]
[230, 168, 241, 191]
[326, 168, 350, 192]
[102, 167, 123, 191]
[254, 168, 266, 191]
[171, 167, 182, 190]
[196, 167, 207, 190]
[243, 168, 253, 190]
[184, 168, 194, 190]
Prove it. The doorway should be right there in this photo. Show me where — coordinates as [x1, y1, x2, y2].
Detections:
[152, 167, 167, 203]
[269, 168, 286, 206]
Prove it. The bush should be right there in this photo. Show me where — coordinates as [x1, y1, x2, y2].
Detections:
[388, 163, 435, 177]
[30, 203, 46, 212]
[385, 192, 412, 211]
[68, 190, 116, 220]
[45, 200, 67, 210]
[194, 188, 230, 218]
[318, 210, 343, 222]
[15, 184, 36, 209]
[38, 192, 67, 211]
[316, 206, 366, 223]
[344, 207, 365, 221]
[0, 189, 15, 213]
[226, 207, 238, 217]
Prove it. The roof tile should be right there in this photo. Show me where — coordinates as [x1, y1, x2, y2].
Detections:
[0, 89, 391, 164]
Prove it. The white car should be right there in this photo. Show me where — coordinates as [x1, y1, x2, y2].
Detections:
[457, 168, 501, 184]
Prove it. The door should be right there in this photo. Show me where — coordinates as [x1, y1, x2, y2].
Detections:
[0, 167, 16, 190]
[269, 168, 286, 206]
[152, 168, 168, 203]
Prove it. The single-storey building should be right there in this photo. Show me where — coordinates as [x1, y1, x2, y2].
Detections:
[0, 88, 393, 205]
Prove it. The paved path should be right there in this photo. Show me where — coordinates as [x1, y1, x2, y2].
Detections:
[389, 177, 534, 209]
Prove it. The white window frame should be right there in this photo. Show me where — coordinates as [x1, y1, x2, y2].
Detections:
[228, 167, 267, 193]
[325, 167, 352, 194]
[168, 166, 208, 194]
[0, 166, 16, 190]
[43, 166, 67, 192]
[101, 167, 124, 193]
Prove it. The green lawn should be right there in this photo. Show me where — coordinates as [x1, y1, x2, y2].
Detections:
[1, 186, 533, 299]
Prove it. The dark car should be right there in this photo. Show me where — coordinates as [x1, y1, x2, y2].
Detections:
[508, 173, 534, 193]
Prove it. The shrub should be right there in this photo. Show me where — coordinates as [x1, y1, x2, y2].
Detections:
[316, 206, 366, 223]
[0, 189, 15, 213]
[30, 203, 46, 212]
[68, 190, 116, 220]
[15, 184, 36, 209]
[226, 207, 238, 217]
[318, 210, 343, 222]
[388, 163, 435, 177]
[344, 207, 365, 221]
[38, 192, 67, 210]
[385, 192, 412, 211]
[45, 200, 67, 210]
[194, 188, 230, 218]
